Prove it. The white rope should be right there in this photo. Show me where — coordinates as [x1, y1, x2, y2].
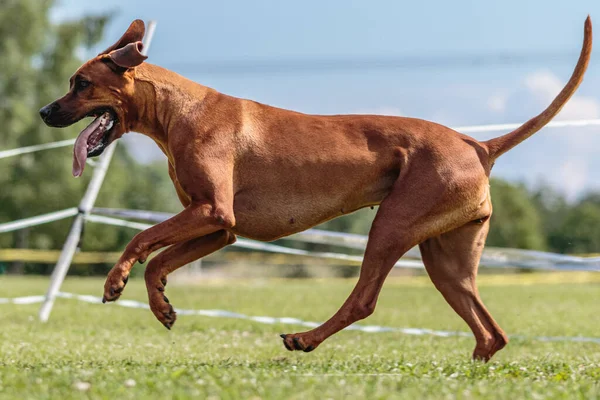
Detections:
[454, 118, 600, 134]
[1, 291, 598, 344]
[0, 139, 75, 160]
[92, 207, 174, 223]
[87, 208, 600, 272]
[1, 119, 600, 160]
[0, 208, 78, 233]
[2, 208, 598, 272]
[84, 213, 152, 231]
[234, 237, 424, 269]
[84, 214, 425, 269]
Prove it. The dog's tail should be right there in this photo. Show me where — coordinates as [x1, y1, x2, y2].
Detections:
[484, 16, 592, 162]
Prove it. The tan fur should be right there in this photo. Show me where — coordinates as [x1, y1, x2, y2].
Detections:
[40, 18, 592, 360]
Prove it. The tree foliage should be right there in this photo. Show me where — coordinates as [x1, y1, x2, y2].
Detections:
[547, 194, 600, 254]
[487, 178, 547, 250]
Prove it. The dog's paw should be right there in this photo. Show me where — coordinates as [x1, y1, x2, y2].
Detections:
[148, 285, 177, 330]
[102, 269, 129, 303]
[472, 332, 508, 362]
[279, 333, 318, 353]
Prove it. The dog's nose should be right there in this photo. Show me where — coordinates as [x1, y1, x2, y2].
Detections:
[39, 102, 59, 121]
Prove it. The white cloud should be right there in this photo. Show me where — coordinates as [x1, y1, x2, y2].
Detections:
[482, 69, 600, 200]
[555, 160, 589, 197]
[523, 70, 600, 120]
[487, 93, 508, 113]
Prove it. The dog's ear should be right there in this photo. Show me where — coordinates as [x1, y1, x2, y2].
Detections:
[99, 19, 145, 55]
[106, 41, 147, 70]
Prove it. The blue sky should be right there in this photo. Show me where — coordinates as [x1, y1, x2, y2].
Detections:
[53, 0, 600, 199]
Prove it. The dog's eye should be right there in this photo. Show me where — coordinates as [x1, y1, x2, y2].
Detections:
[76, 80, 91, 90]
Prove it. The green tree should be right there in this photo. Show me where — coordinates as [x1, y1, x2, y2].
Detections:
[318, 207, 377, 235]
[548, 194, 600, 254]
[487, 178, 547, 250]
[0, 0, 110, 271]
[529, 182, 569, 253]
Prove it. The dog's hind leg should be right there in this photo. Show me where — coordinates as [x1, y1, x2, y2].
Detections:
[280, 166, 485, 352]
[141, 230, 236, 329]
[419, 219, 508, 361]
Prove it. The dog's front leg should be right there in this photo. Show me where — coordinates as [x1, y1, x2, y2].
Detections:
[144, 230, 236, 329]
[102, 201, 234, 302]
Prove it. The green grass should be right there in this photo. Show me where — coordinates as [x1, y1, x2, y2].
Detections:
[0, 274, 599, 399]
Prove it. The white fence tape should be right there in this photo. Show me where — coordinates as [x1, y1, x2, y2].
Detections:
[0, 139, 75, 160]
[455, 118, 600, 134]
[89, 208, 600, 272]
[0, 292, 598, 344]
[0, 295, 47, 305]
[85, 213, 424, 269]
[0, 208, 78, 233]
[84, 213, 154, 232]
[2, 207, 599, 271]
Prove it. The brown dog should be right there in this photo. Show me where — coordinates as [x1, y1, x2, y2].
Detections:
[40, 17, 592, 361]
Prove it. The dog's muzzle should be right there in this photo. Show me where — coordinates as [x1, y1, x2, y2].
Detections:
[39, 102, 60, 124]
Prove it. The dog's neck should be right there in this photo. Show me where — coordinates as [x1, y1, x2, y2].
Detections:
[128, 63, 214, 157]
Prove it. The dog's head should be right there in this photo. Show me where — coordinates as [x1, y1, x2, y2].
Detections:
[39, 20, 148, 177]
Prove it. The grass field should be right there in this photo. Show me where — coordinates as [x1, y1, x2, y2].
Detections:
[1, 273, 599, 399]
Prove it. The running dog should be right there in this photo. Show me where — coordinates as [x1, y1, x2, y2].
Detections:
[39, 17, 592, 361]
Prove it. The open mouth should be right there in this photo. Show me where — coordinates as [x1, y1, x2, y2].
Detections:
[72, 108, 119, 177]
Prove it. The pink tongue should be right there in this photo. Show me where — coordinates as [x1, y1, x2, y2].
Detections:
[72, 116, 104, 177]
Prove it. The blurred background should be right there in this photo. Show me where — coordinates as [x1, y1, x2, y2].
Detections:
[1, 0, 600, 278]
